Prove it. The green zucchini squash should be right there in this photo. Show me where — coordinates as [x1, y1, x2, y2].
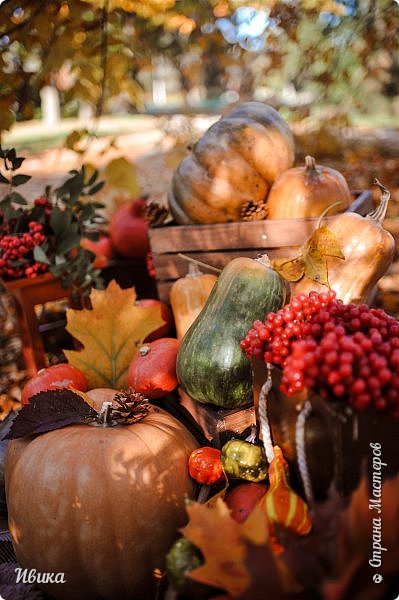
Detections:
[176, 255, 286, 409]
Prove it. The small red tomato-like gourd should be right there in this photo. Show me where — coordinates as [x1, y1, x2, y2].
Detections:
[260, 446, 311, 553]
[109, 197, 150, 258]
[267, 155, 352, 219]
[21, 364, 88, 405]
[5, 398, 198, 600]
[136, 298, 173, 342]
[188, 447, 224, 485]
[127, 338, 179, 399]
[224, 482, 268, 523]
[170, 263, 218, 340]
[81, 234, 115, 260]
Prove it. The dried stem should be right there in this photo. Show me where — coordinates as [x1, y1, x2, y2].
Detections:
[177, 253, 221, 274]
[368, 178, 390, 224]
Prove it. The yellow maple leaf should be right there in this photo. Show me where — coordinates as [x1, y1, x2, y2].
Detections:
[64, 280, 165, 389]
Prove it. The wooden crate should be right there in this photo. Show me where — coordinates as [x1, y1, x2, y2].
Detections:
[149, 191, 374, 303]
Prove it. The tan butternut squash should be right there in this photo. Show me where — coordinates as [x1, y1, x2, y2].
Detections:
[292, 180, 395, 304]
[170, 263, 217, 339]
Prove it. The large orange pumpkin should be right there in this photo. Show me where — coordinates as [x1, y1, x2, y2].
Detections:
[5, 401, 198, 600]
[168, 102, 295, 224]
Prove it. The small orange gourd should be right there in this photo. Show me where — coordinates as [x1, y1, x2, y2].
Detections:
[267, 155, 352, 219]
[260, 446, 311, 553]
[170, 263, 217, 339]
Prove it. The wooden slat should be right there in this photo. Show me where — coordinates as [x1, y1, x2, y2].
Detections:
[150, 218, 314, 253]
[152, 247, 299, 281]
[149, 190, 373, 254]
[347, 189, 374, 215]
[157, 281, 176, 303]
[149, 190, 374, 302]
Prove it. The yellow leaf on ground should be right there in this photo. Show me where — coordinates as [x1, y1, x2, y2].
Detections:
[180, 498, 289, 598]
[181, 499, 250, 596]
[103, 156, 140, 196]
[64, 280, 165, 389]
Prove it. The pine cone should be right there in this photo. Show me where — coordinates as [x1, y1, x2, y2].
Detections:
[240, 199, 268, 221]
[112, 389, 151, 424]
[144, 201, 169, 227]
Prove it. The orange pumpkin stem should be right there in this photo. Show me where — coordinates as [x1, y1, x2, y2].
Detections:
[97, 401, 114, 426]
[305, 155, 317, 171]
[139, 345, 151, 356]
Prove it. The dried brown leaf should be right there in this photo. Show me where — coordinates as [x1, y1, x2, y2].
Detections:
[304, 226, 345, 259]
[273, 226, 344, 287]
[272, 257, 305, 282]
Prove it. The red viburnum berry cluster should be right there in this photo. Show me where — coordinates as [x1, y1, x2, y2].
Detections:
[240, 290, 399, 417]
[0, 219, 48, 280]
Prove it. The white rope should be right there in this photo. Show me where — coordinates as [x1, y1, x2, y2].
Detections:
[258, 364, 274, 464]
[295, 400, 314, 506]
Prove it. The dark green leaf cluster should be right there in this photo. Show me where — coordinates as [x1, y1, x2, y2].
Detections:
[0, 147, 107, 300]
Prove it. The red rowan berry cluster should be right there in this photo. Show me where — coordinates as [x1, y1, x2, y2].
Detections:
[241, 290, 399, 417]
[0, 219, 48, 279]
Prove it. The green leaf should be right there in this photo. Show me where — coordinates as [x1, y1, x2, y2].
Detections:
[54, 254, 67, 265]
[0, 172, 9, 184]
[12, 157, 25, 169]
[50, 206, 72, 235]
[33, 245, 50, 264]
[6, 148, 16, 161]
[1, 205, 22, 220]
[11, 174, 31, 187]
[56, 231, 81, 255]
[49, 263, 64, 276]
[88, 180, 105, 195]
[9, 258, 28, 267]
[87, 169, 99, 186]
[8, 191, 27, 205]
[83, 231, 100, 241]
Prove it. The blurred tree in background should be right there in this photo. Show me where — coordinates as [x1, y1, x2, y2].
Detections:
[0, 0, 398, 134]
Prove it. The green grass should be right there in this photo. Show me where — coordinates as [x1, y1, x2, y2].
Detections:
[2, 108, 398, 156]
[1, 114, 160, 154]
